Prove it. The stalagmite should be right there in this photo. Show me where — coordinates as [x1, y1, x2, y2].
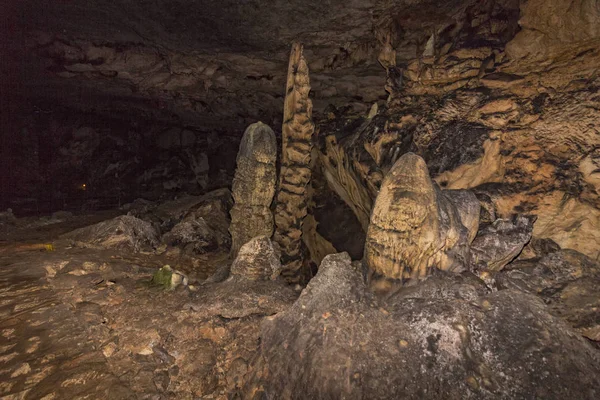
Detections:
[229, 122, 277, 258]
[274, 43, 315, 283]
[364, 153, 474, 284]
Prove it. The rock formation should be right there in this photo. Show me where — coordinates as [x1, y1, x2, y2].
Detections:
[499, 249, 600, 341]
[4, 1, 600, 399]
[364, 153, 476, 284]
[230, 236, 283, 281]
[243, 253, 600, 399]
[274, 43, 315, 283]
[229, 122, 277, 258]
[317, 0, 600, 261]
[470, 215, 534, 272]
[61, 215, 159, 252]
[162, 218, 218, 254]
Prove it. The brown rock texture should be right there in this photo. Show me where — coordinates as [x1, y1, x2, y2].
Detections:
[274, 43, 315, 283]
[506, 0, 600, 61]
[499, 249, 600, 342]
[243, 252, 600, 399]
[470, 215, 534, 272]
[61, 215, 159, 252]
[229, 122, 277, 258]
[230, 236, 283, 281]
[364, 153, 474, 283]
[317, 0, 600, 261]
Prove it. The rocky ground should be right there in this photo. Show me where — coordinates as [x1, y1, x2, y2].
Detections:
[0, 196, 296, 399]
[1, 184, 599, 399]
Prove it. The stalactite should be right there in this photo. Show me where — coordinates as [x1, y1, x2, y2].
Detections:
[274, 42, 315, 283]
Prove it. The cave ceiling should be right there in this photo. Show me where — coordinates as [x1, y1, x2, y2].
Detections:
[3, 0, 486, 130]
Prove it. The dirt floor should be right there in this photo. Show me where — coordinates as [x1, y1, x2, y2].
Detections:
[0, 213, 262, 399]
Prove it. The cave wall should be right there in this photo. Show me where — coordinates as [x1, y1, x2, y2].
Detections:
[317, 0, 600, 260]
[0, 108, 240, 214]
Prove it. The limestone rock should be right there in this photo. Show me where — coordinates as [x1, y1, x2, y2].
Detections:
[470, 215, 534, 272]
[184, 188, 233, 249]
[441, 189, 481, 243]
[230, 236, 282, 281]
[274, 43, 315, 283]
[161, 218, 217, 254]
[506, 0, 600, 61]
[499, 249, 600, 341]
[518, 237, 561, 260]
[188, 277, 297, 320]
[364, 153, 472, 283]
[243, 253, 600, 399]
[61, 215, 159, 252]
[229, 122, 277, 258]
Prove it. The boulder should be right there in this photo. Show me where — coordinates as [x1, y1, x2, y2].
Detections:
[161, 218, 217, 254]
[498, 249, 600, 341]
[470, 215, 534, 272]
[230, 236, 282, 281]
[61, 215, 159, 252]
[243, 253, 600, 399]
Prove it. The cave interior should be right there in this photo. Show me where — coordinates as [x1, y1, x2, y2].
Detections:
[1, 0, 600, 398]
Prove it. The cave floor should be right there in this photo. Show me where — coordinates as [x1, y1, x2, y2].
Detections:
[0, 214, 235, 399]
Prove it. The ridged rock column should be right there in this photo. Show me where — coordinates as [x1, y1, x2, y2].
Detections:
[274, 43, 315, 283]
[229, 122, 277, 258]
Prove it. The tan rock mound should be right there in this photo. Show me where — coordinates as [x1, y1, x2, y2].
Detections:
[61, 215, 159, 252]
[230, 236, 282, 281]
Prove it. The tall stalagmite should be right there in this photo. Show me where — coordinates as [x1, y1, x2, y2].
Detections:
[274, 43, 315, 283]
[229, 122, 277, 258]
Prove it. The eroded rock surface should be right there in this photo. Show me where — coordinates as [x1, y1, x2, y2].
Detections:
[230, 236, 283, 281]
[470, 215, 534, 272]
[499, 249, 600, 342]
[61, 215, 159, 251]
[274, 43, 315, 283]
[364, 153, 474, 283]
[229, 122, 277, 258]
[316, 0, 600, 262]
[244, 252, 600, 399]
